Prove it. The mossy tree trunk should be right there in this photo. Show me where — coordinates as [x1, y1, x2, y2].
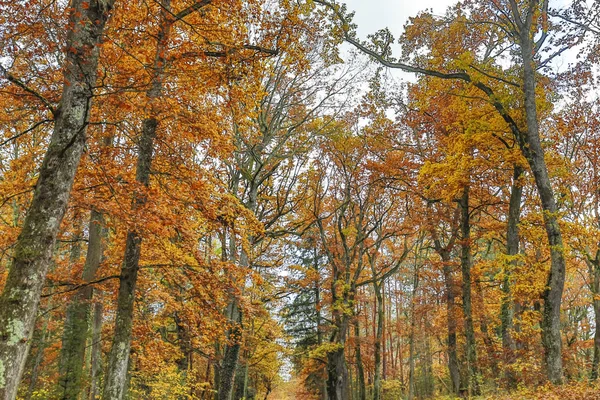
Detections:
[0, 2, 115, 398]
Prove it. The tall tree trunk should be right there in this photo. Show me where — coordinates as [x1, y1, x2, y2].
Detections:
[58, 210, 106, 399]
[102, 1, 173, 397]
[476, 280, 500, 380]
[408, 275, 418, 400]
[326, 316, 350, 400]
[218, 301, 242, 400]
[354, 319, 366, 400]
[219, 181, 257, 400]
[587, 256, 600, 380]
[24, 302, 53, 400]
[423, 323, 435, 397]
[501, 165, 523, 387]
[314, 249, 327, 400]
[440, 249, 461, 395]
[0, 2, 115, 397]
[459, 186, 480, 396]
[514, 8, 566, 383]
[101, 121, 156, 399]
[89, 302, 103, 400]
[372, 281, 383, 400]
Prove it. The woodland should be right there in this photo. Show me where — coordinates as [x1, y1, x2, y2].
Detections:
[0, 0, 599, 399]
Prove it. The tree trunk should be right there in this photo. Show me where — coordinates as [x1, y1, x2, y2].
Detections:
[476, 280, 500, 380]
[219, 181, 258, 400]
[218, 233, 245, 400]
[327, 278, 351, 400]
[314, 249, 327, 400]
[354, 320, 366, 400]
[586, 256, 600, 380]
[326, 316, 350, 400]
[501, 165, 523, 387]
[24, 303, 53, 400]
[440, 249, 461, 395]
[459, 186, 480, 396]
[408, 304, 416, 399]
[58, 210, 106, 399]
[218, 301, 242, 400]
[0, 2, 115, 397]
[518, 28, 566, 385]
[101, 116, 157, 399]
[89, 302, 103, 400]
[102, 1, 172, 397]
[372, 281, 383, 400]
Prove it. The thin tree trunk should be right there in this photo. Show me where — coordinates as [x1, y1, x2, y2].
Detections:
[459, 186, 480, 396]
[58, 210, 106, 399]
[372, 281, 383, 400]
[88, 302, 103, 400]
[219, 182, 257, 400]
[24, 304, 53, 400]
[476, 280, 500, 380]
[408, 273, 418, 400]
[501, 165, 523, 387]
[440, 249, 461, 395]
[0, 2, 115, 397]
[102, 1, 177, 397]
[313, 247, 327, 400]
[586, 256, 600, 380]
[354, 319, 366, 400]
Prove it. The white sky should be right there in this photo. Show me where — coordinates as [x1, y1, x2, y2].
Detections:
[336, 0, 587, 87]
[344, 0, 457, 38]
[338, 0, 460, 86]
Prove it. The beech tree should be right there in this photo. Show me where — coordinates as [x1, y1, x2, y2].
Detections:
[2, 0, 600, 399]
[0, 2, 116, 397]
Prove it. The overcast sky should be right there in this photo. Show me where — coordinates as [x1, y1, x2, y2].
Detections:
[335, 0, 583, 84]
[344, 0, 457, 38]
[337, 0, 459, 84]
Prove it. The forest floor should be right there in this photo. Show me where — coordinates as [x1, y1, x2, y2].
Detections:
[267, 381, 600, 399]
[444, 382, 600, 399]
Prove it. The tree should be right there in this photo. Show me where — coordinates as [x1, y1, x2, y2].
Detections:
[0, 1, 116, 397]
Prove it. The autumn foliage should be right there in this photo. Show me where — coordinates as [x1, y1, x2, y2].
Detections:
[1, 0, 599, 399]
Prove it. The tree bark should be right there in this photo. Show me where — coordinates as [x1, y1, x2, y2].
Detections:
[518, 21, 566, 384]
[440, 249, 461, 395]
[459, 186, 480, 396]
[58, 210, 106, 399]
[218, 301, 242, 400]
[501, 165, 523, 387]
[219, 176, 259, 400]
[89, 302, 103, 400]
[326, 316, 350, 400]
[354, 320, 366, 400]
[372, 281, 383, 400]
[102, 1, 175, 397]
[24, 303, 53, 400]
[585, 255, 600, 380]
[408, 269, 418, 400]
[0, 2, 115, 398]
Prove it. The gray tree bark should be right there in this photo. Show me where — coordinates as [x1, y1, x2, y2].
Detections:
[326, 316, 350, 400]
[353, 320, 366, 400]
[58, 210, 107, 399]
[501, 165, 523, 387]
[89, 302, 103, 400]
[515, 7, 566, 382]
[439, 247, 461, 395]
[102, 2, 171, 393]
[0, 2, 115, 398]
[372, 280, 383, 400]
[459, 186, 480, 396]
